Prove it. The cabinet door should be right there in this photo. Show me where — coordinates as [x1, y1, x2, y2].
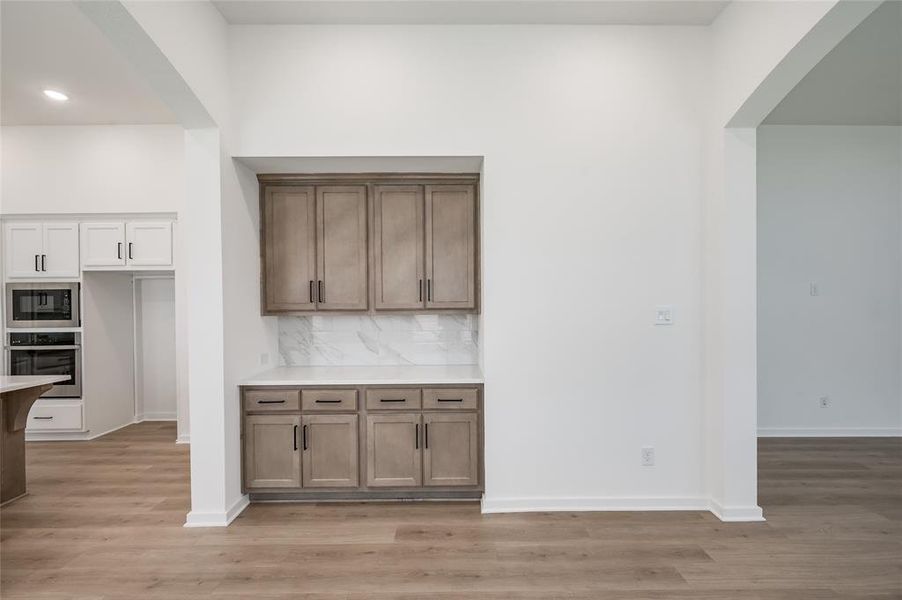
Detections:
[42, 223, 80, 278]
[423, 412, 479, 487]
[366, 413, 422, 487]
[4, 222, 44, 278]
[81, 223, 126, 267]
[302, 414, 359, 488]
[425, 185, 476, 309]
[264, 186, 317, 312]
[125, 221, 173, 267]
[373, 185, 425, 310]
[316, 186, 368, 310]
[244, 415, 301, 489]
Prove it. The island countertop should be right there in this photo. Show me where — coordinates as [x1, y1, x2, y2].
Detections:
[242, 365, 484, 387]
[0, 375, 70, 395]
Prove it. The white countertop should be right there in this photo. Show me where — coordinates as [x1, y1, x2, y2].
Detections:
[242, 365, 484, 386]
[0, 375, 70, 394]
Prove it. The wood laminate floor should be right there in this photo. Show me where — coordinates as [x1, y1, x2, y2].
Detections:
[1, 422, 900, 599]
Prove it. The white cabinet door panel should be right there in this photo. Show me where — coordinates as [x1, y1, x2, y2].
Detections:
[81, 223, 126, 267]
[42, 223, 80, 278]
[126, 221, 172, 267]
[4, 222, 44, 278]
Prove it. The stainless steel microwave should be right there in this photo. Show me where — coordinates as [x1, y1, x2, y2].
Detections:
[5, 282, 80, 328]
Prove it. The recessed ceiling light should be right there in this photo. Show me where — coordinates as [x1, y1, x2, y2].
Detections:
[43, 89, 69, 102]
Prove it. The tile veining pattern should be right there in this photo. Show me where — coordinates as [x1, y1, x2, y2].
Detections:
[279, 315, 479, 366]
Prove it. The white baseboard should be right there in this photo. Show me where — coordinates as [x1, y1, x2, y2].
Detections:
[25, 420, 135, 442]
[184, 495, 249, 528]
[176, 433, 190, 444]
[481, 495, 709, 514]
[708, 498, 765, 522]
[758, 427, 902, 437]
[136, 412, 177, 421]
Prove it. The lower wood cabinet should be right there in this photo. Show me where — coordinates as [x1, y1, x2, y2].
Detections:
[241, 384, 483, 500]
[302, 414, 358, 488]
[244, 414, 301, 489]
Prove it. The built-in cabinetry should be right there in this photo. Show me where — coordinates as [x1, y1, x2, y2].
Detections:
[3, 222, 79, 278]
[80, 221, 173, 269]
[241, 384, 483, 500]
[260, 175, 479, 315]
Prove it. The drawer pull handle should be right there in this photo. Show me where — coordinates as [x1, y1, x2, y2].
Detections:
[33, 416, 54, 420]
[302, 425, 308, 450]
[380, 398, 406, 403]
[315, 399, 342, 404]
[257, 399, 285, 404]
[293, 425, 298, 451]
[437, 398, 463, 402]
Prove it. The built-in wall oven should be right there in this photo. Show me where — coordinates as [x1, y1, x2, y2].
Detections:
[5, 282, 80, 329]
[5, 332, 82, 398]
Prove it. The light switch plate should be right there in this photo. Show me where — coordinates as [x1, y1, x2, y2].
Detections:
[655, 305, 674, 326]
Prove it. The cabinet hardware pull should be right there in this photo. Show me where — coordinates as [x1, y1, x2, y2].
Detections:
[415, 423, 419, 449]
[257, 399, 285, 404]
[318, 280, 324, 303]
[418, 279, 423, 302]
[309, 280, 314, 303]
[302, 425, 307, 450]
[427, 279, 432, 302]
[118, 242, 122, 260]
[425, 423, 429, 448]
[128, 242, 133, 260]
[41, 254, 46, 271]
[437, 398, 463, 402]
[293, 425, 298, 451]
[35, 255, 40, 272]
[380, 398, 406, 403]
[34, 416, 53, 420]
[314, 399, 342, 404]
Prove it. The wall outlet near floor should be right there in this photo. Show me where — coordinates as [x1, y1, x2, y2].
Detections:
[641, 447, 655, 466]
[819, 396, 830, 408]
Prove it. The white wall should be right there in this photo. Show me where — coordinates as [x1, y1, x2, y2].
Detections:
[758, 125, 902, 436]
[1, 125, 184, 214]
[232, 25, 708, 509]
[135, 277, 177, 421]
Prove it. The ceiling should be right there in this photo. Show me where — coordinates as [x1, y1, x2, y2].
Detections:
[213, 0, 729, 25]
[1, 1, 176, 126]
[764, 0, 902, 126]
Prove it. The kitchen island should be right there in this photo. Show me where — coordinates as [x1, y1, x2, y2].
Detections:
[241, 365, 484, 502]
[1, 375, 70, 504]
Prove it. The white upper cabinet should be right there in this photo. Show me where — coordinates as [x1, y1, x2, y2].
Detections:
[124, 221, 173, 267]
[4, 222, 79, 279]
[80, 223, 126, 267]
[80, 220, 173, 269]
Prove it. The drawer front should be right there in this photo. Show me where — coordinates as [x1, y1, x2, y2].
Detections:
[27, 400, 83, 430]
[244, 389, 300, 412]
[366, 388, 422, 410]
[302, 389, 358, 411]
[423, 388, 479, 410]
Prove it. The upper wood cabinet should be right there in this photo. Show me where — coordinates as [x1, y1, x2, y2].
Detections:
[80, 220, 174, 270]
[373, 185, 425, 310]
[4, 222, 79, 279]
[262, 184, 367, 313]
[425, 185, 476, 309]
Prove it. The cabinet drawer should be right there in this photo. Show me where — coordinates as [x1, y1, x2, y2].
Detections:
[302, 389, 358, 411]
[244, 390, 300, 412]
[423, 388, 479, 410]
[27, 400, 83, 430]
[366, 388, 422, 410]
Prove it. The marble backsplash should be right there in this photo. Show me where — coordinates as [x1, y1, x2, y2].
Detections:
[279, 315, 479, 366]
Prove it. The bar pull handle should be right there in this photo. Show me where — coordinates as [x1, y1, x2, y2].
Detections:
[425, 423, 429, 449]
[293, 425, 298, 451]
[35, 255, 40, 272]
[117, 242, 122, 260]
[427, 279, 432, 302]
[415, 423, 419, 449]
[437, 398, 463, 403]
[380, 398, 406, 403]
[314, 399, 342, 404]
[418, 279, 423, 302]
[41, 255, 46, 271]
[309, 280, 314, 303]
[302, 425, 308, 450]
[33, 416, 53, 420]
[128, 242, 133, 260]
[318, 280, 324, 303]
[257, 399, 285, 405]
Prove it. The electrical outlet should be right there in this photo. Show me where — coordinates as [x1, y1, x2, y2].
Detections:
[654, 306, 674, 326]
[641, 447, 655, 467]
[819, 396, 830, 408]
[810, 283, 820, 297]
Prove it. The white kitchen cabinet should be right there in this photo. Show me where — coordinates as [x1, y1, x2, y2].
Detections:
[4, 222, 79, 278]
[125, 222, 172, 267]
[80, 220, 173, 269]
[80, 223, 126, 267]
